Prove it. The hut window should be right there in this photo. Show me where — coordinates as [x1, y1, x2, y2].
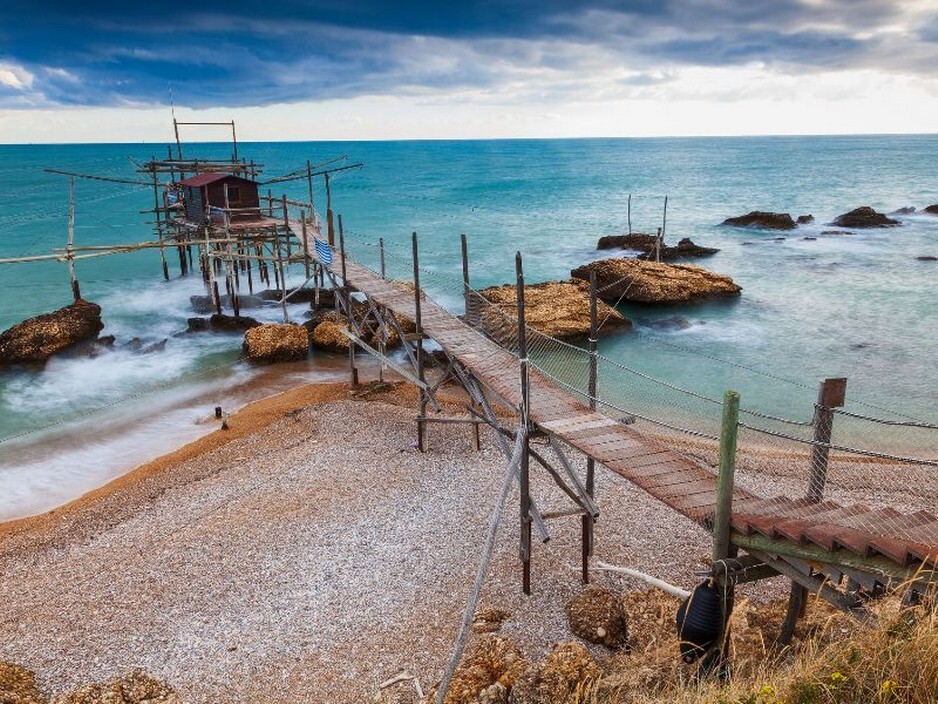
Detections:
[227, 186, 241, 205]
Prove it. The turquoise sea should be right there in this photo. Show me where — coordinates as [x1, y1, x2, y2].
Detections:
[1, 135, 936, 519]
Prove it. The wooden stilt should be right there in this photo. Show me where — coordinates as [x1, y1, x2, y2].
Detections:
[516, 251, 532, 595]
[413, 231, 427, 451]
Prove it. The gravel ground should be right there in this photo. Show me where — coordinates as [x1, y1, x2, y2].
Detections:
[0, 382, 733, 702]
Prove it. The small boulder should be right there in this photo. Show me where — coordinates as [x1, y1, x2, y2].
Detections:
[891, 206, 916, 215]
[441, 634, 527, 704]
[565, 585, 629, 648]
[832, 206, 900, 228]
[243, 323, 309, 364]
[571, 259, 741, 305]
[508, 642, 601, 704]
[925, 204, 938, 215]
[51, 668, 181, 704]
[0, 661, 44, 704]
[0, 299, 104, 366]
[796, 214, 814, 224]
[916, 255, 937, 262]
[721, 211, 796, 230]
[477, 281, 631, 342]
[310, 318, 349, 353]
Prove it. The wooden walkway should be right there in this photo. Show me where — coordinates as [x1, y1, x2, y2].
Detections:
[324, 248, 938, 575]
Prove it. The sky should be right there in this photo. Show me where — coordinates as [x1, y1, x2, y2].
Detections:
[1, 0, 937, 142]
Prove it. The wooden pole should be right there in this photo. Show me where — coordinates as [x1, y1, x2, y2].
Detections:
[461, 233, 472, 325]
[583, 270, 598, 583]
[341, 215, 357, 385]
[627, 194, 632, 236]
[413, 232, 427, 451]
[66, 177, 81, 301]
[306, 160, 315, 209]
[281, 194, 292, 258]
[379, 237, 387, 280]
[516, 251, 532, 595]
[662, 194, 668, 243]
[301, 210, 311, 280]
[153, 171, 169, 281]
[325, 172, 335, 246]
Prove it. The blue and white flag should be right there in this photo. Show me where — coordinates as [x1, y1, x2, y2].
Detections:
[314, 238, 333, 267]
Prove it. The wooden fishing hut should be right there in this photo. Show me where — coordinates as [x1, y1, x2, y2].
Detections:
[134, 119, 361, 321]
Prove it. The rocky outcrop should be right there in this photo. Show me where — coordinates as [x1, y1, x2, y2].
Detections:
[596, 234, 718, 260]
[242, 323, 309, 364]
[832, 206, 900, 228]
[0, 661, 44, 704]
[508, 642, 601, 704]
[571, 258, 741, 305]
[51, 668, 181, 704]
[796, 214, 814, 224]
[925, 204, 938, 215]
[566, 586, 629, 648]
[0, 299, 104, 366]
[477, 281, 631, 342]
[722, 211, 796, 230]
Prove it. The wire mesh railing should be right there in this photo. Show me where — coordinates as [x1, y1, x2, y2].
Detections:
[335, 230, 938, 556]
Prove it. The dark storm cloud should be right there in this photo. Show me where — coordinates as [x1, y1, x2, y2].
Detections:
[0, 1, 932, 108]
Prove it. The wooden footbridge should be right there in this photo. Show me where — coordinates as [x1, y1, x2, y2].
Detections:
[305, 227, 938, 638]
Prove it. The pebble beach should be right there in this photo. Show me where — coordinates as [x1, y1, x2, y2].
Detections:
[0, 379, 720, 702]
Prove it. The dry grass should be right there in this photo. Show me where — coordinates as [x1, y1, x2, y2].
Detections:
[582, 593, 938, 704]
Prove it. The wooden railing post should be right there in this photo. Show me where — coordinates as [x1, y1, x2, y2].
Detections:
[713, 390, 740, 562]
[413, 232, 427, 451]
[516, 251, 532, 594]
[781, 377, 847, 644]
[807, 377, 847, 502]
[583, 270, 598, 583]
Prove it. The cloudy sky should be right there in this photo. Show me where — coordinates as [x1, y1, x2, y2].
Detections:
[1, 0, 937, 142]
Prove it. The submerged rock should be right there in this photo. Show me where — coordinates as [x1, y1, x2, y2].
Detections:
[597, 233, 658, 250]
[832, 206, 900, 228]
[796, 214, 815, 224]
[0, 299, 104, 366]
[721, 211, 796, 230]
[242, 323, 309, 364]
[477, 280, 631, 342]
[925, 204, 938, 215]
[571, 258, 741, 305]
[597, 234, 718, 260]
[892, 206, 916, 215]
[916, 255, 937, 262]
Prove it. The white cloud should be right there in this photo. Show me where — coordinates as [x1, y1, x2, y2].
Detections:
[0, 63, 35, 90]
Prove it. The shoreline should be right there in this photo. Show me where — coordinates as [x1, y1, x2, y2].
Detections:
[0, 378, 355, 550]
